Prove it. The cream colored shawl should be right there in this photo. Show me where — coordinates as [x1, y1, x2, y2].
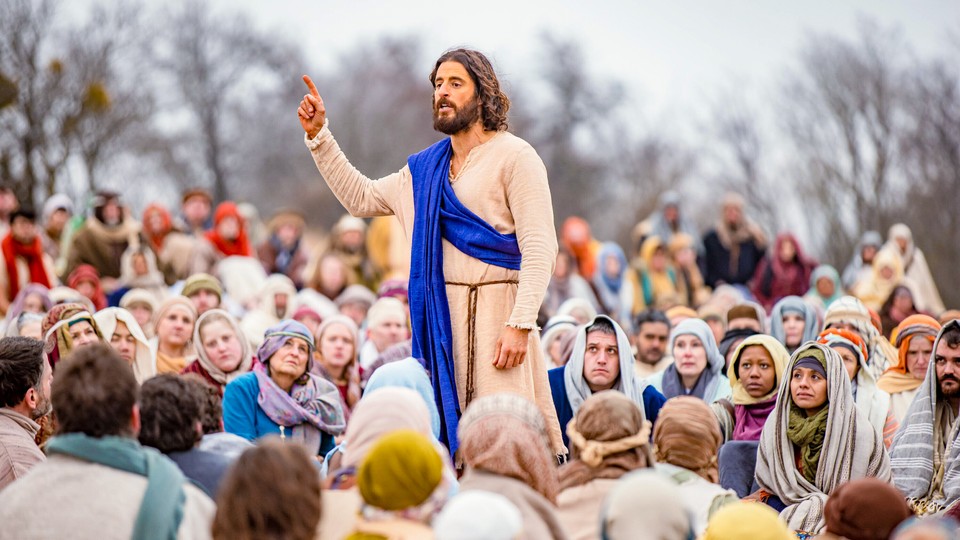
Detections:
[755, 342, 891, 533]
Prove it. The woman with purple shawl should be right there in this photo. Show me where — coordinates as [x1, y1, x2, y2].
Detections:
[712, 335, 790, 442]
[223, 320, 346, 457]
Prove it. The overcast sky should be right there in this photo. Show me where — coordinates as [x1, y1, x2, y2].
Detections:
[206, 0, 958, 117]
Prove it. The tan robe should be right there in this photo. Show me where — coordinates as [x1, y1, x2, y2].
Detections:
[305, 122, 565, 453]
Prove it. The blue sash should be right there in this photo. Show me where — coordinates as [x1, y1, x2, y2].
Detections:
[408, 137, 521, 453]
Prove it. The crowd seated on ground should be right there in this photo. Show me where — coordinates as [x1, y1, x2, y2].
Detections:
[0, 186, 956, 539]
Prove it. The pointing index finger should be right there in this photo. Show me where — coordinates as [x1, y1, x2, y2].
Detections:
[302, 75, 320, 98]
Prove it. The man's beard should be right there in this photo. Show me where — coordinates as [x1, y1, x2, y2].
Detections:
[433, 96, 480, 135]
[639, 350, 664, 366]
[939, 375, 960, 398]
[31, 395, 52, 421]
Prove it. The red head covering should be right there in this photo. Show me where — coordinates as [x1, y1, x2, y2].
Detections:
[1, 227, 51, 301]
[142, 203, 173, 253]
[205, 202, 252, 257]
[66, 264, 107, 311]
[560, 217, 598, 279]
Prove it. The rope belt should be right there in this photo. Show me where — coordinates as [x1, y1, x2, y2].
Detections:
[444, 279, 518, 405]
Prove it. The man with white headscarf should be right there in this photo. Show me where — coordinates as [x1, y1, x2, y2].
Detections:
[547, 314, 666, 450]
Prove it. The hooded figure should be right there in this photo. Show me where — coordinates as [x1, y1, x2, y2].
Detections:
[841, 230, 883, 291]
[634, 235, 679, 310]
[93, 307, 156, 384]
[877, 314, 942, 422]
[181, 309, 254, 394]
[556, 392, 654, 540]
[818, 328, 896, 447]
[754, 342, 891, 534]
[41, 303, 105, 370]
[239, 274, 298, 348]
[712, 334, 790, 443]
[852, 247, 915, 312]
[768, 296, 819, 354]
[590, 242, 636, 329]
[750, 232, 817, 312]
[890, 320, 960, 515]
[803, 264, 843, 314]
[638, 190, 704, 256]
[647, 318, 732, 403]
[823, 296, 898, 380]
[882, 223, 944, 315]
[548, 314, 666, 449]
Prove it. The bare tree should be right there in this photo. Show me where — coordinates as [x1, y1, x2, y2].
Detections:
[708, 94, 783, 236]
[524, 33, 626, 230]
[150, 0, 294, 204]
[899, 56, 960, 308]
[0, 0, 70, 206]
[779, 19, 909, 266]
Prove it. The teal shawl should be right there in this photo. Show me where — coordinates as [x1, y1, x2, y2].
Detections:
[46, 434, 187, 540]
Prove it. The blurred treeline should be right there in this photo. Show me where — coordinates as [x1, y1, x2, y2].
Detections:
[1, 0, 958, 307]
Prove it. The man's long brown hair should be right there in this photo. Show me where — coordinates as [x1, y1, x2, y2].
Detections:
[429, 48, 510, 132]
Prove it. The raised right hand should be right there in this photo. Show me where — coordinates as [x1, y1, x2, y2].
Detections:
[298, 75, 326, 139]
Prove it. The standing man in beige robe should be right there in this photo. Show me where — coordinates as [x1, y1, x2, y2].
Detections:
[298, 48, 564, 456]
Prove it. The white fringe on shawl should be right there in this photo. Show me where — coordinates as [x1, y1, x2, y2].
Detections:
[755, 342, 891, 534]
[890, 319, 960, 514]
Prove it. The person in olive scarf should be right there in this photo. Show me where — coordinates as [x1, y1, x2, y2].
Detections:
[753, 342, 891, 535]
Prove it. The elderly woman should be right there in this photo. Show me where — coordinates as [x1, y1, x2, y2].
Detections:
[181, 309, 253, 395]
[877, 315, 942, 422]
[312, 315, 361, 415]
[647, 318, 731, 403]
[818, 328, 897, 447]
[222, 320, 345, 458]
[713, 335, 790, 443]
[653, 396, 738, 535]
[94, 307, 156, 384]
[458, 394, 568, 540]
[753, 342, 891, 535]
[557, 391, 654, 540]
[41, 302, 105, 370]
[768, 296, 819, 355]
[152, 297, 198, 374]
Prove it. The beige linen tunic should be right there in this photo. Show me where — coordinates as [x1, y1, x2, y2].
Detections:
[306, 122, 564, 452]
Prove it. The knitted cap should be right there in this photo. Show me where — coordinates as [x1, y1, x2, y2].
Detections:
[181, 273, 222, 301]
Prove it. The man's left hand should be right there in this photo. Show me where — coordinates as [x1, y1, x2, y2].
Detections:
[493, 326, 530, 369]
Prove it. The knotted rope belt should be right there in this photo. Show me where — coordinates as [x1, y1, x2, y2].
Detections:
[444, 279, 519, 406]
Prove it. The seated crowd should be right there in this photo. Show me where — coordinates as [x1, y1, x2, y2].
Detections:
[0, 186, 957, 539]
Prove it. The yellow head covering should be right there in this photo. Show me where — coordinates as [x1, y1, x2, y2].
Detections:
[702, 501, 794, 540]
[357, 429, 443, 511]
[727, 335, 790, 405]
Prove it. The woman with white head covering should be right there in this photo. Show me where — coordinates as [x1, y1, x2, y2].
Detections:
[882, 223, 944, 315]
[181, 308, 254, 395]
[94, 307, 156, 384]
[647, 318, 732, 403]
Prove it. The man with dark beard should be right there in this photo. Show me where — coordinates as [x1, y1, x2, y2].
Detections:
[891, 320, 960, 514]
[0, 337, 51, 490]
[298, 49, 564, 457]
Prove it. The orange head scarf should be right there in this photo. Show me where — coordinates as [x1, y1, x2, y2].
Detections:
[888, 314, 941, 375]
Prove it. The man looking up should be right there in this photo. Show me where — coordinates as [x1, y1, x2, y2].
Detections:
[298, 49, 563, 454]
[548, 315, 666, 449]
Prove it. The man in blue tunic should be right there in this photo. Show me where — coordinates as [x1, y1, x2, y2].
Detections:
[298, 49, 565, 455]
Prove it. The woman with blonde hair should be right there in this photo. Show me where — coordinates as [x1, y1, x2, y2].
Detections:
[312, 314, 361, 416]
